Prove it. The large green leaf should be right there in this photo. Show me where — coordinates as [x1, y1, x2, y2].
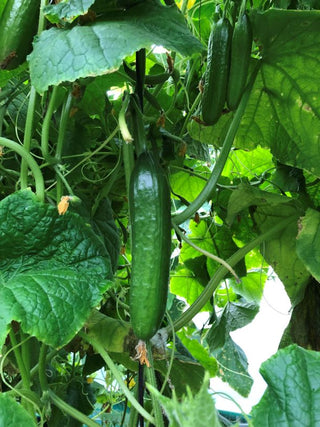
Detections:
[226, 184, 309, 304]
[206, 301, 258, 396]
[189, 10, 320, 175]
[148, 373, 222, 427]
[44, 0, 95, 24]
[0, 190, 113, 349]
[0, 394, 37, 427]
[251, 345, 320, 426]
[296, 208, 320, 281]
[28, 1, 204, 93]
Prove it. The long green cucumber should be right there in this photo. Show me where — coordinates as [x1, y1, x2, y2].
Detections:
[226, 13, 252, 110]
[201, 17, 232, 125]
[129, 151, 171, 341]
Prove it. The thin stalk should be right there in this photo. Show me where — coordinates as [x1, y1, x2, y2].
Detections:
[14, 349, 59, 390]
[0, 137, 45, 201]
[145, 342, 164, 427]
[173, 64, 260, 225]
[173, 222, 240, 282]
[56, 92, 72, 162]
[38, 0, 48, 34]
[55, 91, 73, 200]
[8, 330, 29, 389]
[38, 343, 49, 392]
[178, 92, 201, 138]
[169, 216, 295, 333]
[9, 330, 35, 418]
[47, 389, 99, 427]
[41, 86, 59, 159]
[20, 86, 37, 189]
[79, 331, 155, 425]
[123, 139, 135, 195]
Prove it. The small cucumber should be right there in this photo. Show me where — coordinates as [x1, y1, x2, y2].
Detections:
[201, 18, 232, 125]
[129, 151, 171, 341]
[226, 14, 252, 111]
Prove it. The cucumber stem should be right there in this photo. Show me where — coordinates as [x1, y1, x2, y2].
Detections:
[0, 137, 45, 201]
[145, 342, 165, 427]
[46, 389, 99, 427]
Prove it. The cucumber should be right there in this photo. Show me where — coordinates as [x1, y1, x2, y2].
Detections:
[226, 13, 252, 111]
[201, 18, 232, 125]
[129, 151, 171, 341]
[0, 0, 40, 69]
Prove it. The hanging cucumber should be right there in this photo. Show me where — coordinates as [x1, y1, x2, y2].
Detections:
[226, 13, 252, 111]
[129, 151, 171, 341]
[0, 0, 40, 69]
[201, 17, 232, 125]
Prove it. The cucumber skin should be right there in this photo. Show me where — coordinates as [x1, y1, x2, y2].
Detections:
[129, 152, 171, 341]
[227, 14, 252, 111]
[201, 18, 232, 125]
[0, 0, 40, 68]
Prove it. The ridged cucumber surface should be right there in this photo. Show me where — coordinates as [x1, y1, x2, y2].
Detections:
[226, 14, 252, 111]
[129, 151, 171, 341]
[201, 18, 232, 125]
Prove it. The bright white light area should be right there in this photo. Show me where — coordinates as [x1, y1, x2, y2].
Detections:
[210, 275, 292, 414]
[151, 45, 168, 54]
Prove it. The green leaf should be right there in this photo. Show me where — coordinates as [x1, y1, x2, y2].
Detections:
[206, 301, 259, 350]
[0, 190, 113, 349]
[177, 331, 218, 377]
[251, 345, 320, 426]
[92, 198, 121, 274]
[226, 184, 309, 304]
[28, 1, 204, 93]
[190, 10, 320, 176]
[251, 10, 320, 174]
[206, 301, 257, 396]
[296, 208, 320, 281]
[0, 63, 28, 88]
[231, 271, 267, 304]
[213, 337, 253, 397]
[148, 373, 222, 427]
[86, 310, 131, 353]
[170, 169, 209, 204]
[170, 266, 212, 312]
[44, 0, 95, 24]
[155, 357, 207, 398]
[0, 394, 37, 427]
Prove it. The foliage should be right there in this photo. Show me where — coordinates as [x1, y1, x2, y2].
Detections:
[0, 0, 319, 425]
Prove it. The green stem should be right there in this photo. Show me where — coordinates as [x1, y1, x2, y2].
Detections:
[15, 349, 59, 390]
[41, 86, 59, 159]
[9, 330, 35, 418]
[38, 0, 48, 34]
[47, 389, 99, 427]
[145, 342, 164, 427]
[178, 91, 201, 138]
[169, 216, 295, 333]
[123, 138, 135, 195]
[0, 137, 45, 201]
[38, 343, 49, 392]
[20, 86, 37, 189]
[173, 64, 260, 225]
[79, 331, 156, 425]
[130, 94, 147, 156]
[9, 330, 30, 389]
[56, 92, 73, 162]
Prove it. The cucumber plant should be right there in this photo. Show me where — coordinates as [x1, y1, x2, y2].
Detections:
[0, 0, 319, 426]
